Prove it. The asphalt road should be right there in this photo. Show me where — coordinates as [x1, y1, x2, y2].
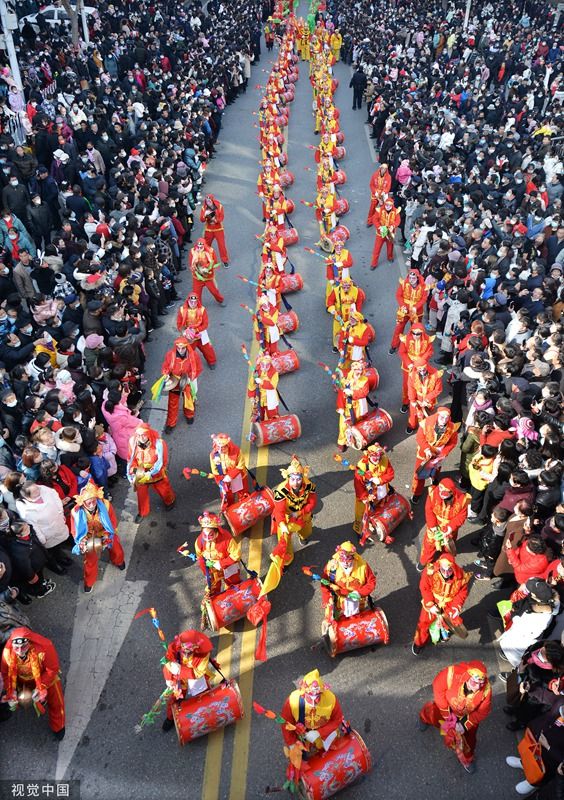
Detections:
[1, 18, 531, 800]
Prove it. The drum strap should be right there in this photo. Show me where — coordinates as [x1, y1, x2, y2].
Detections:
[298, 696, 306, 726]
[329, 568, 337, 584]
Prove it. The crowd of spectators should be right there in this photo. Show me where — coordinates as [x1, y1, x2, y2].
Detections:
[331, 0, 564, 793]
[0, 0, 266, 614]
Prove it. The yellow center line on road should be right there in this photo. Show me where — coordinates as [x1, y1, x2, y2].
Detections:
[228, 443, 269, 800]
[200, 337, 263, 800]
[201, 629, 233, 800]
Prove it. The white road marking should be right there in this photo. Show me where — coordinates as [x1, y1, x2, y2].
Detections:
[56, 401, 168, 777]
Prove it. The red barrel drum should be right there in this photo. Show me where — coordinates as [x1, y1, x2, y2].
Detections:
[335, 131, 345, 144]
[277, 134, 285, 146]
[271, 349, 300, 375]
[172, 679, 244, 745]
[253, 413, 301, 447]
[335, 198, 349, 216]
[279, 152, 288, 166]
[278, 310, 299, 333]
[285, 198, 295, 215]
[298, 730, 372, 800]
[275, 115, 288, 128]
[203, 577, 262, 631]
[363, 492, 411, 543]
[334, 170, 347, 185]
[366, 366, 379, 391]
[345, 407, 393, 450]
[325, 607, 389, 657]
[280, 228, 299, 247]
[224, 487, 275, 536]
[280, 273, 303, 294]
[284, 91, 294, 103]
[279, 170, 294, 188]
[334, 146, 346, 161]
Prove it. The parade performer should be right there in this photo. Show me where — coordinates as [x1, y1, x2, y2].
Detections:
[195, 512, 242, 596]
[189, 238, 225, 305]
[406, 361, 443, 434]
[369, 196, 400, 269]
[257, 163, 281, 221]
[254, 294, 281, 355]
[315, 132, 340, 169]
[321, 542, 376, 623]
[366, 164, 392, 224]
[257, 263, 283, 308]
[209, 433, 250, 509]
[200, 194, 229, 267]
[272, 456, 317, 566]
[315, 184, 337, 239]
[336, 359, 371, 451]
[326, 277, 365, 349]
[297, 17, 310, 60]
[247, 351, 280, 421]
[70, 480, 126, 591]
[261, 222, 287, 272]
[127, 422, 176, 521]
[418, 479, 469, 569]
[337, 309, 375, 369]
[316, 155, 339, 191]
[280, 669, 344, 754]
[1, 627, 66, 739]
[261, 133, 284, 170]
[411, 407, 460, 503]
[324, 237, 353, 300]
[176, 292, 216, 369]
[412, 553, 470, 654]
[419, 660, 491, 773]
[398, 323, 435, 411]
[160, 336, 203, 430]
[266, 185, 293, 232]
[329, 29, 342, 61]
[161, 630, 220, 732]
[389, 270, 429, 353]
[353, 443, 395, 534]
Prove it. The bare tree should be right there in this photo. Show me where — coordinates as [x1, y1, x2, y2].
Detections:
[60, 0, 80, 48]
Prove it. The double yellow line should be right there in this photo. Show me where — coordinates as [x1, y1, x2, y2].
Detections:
[201, 361, 270, 800]
[202, 39, 297, 799]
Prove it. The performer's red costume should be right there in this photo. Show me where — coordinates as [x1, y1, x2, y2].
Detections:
[1, 627, 66, 736]
[200, 194, 229, 265]
[411, 407, 459, 499]
[420, 479, 469, 566]
[176, 293, 216, 367]
[161, 336, 203, 427]
[419, 660, 491, 769]
[390, 271, 429, 350]
[127, 423, 176, 518]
